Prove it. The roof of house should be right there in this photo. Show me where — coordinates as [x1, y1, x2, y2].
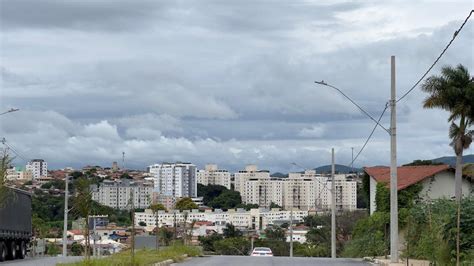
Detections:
[364, 164, 451, 190]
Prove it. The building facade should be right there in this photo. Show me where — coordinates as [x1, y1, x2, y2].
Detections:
[196, 164, 232, 189]
[134, 208, 309, 231]
[26, 159, 47, 180]
[233, 167, 357, 211]
[90, 179, 153, 209]
[6, 167, 33, 181]
[148, 162, 197, 198]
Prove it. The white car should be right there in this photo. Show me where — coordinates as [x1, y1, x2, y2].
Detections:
[250, 247, 273, 256]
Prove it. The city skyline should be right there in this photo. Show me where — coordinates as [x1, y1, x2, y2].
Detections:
[1, 1, 473, 173]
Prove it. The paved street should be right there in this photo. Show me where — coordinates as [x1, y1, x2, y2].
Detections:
[175, 256, 370, 266]
[0, 256, 83, 266]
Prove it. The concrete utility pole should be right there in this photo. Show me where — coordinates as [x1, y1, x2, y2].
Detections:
[62, 176, 69, 257]
[289, 207, 293, 257]
[331, 148, 336, 259]
[390, 55, 399, 263]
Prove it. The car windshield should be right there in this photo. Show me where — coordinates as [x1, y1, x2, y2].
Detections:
[254, 248, 271, 252]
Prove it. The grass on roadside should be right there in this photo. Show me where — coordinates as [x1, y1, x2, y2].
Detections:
[57, 245, 202, 266]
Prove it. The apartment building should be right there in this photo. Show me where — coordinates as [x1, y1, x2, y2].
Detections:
[148, 162, 197, 198]
[6, 167, 33, 181]
[90, 179, 153, 210]
[234, 167, 357, 211]
[26, 159, 47, 180]
[134, 208, 309, 231]
[196, 164, 232, 189]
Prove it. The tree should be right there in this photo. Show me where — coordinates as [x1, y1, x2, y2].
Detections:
[0, 150, 13, 208]
[403, 160, 443, 166]
[264, 226, 285, 241]
[72, 177, 94, 260]
[236, 203, 259, 211]
[422, 64, 473, 201]
[269, 202, 281, 209]
[421, 65, 473, 266]
[213, 237, 250, 255]
[175, 197, 198, 211]
[70, 242, 84, 256]
[198, 234, 223, 252]
[223, 223, 242, 238]
[138, 221, 146, 226]
[150, 203, 166, 250]
[208, 190, 242, 209]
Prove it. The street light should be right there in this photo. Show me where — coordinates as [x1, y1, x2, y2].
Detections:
[0, 108, 19, 116]
[315, 60, 399, 263]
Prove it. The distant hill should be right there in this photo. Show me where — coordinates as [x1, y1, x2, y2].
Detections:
[314, 164, 361, 174]
[271, 172, 288, 178]
[431, 154, 474, 166]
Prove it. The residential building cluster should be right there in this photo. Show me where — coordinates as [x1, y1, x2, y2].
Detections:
[134, 207, 309, 232]
[234, 165, 357, 211]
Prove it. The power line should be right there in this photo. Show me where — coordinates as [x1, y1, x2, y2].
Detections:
[348, 103, 389, 167]
[396, 9, 473, 103]
[315, 81, 391, 134]
[1, 138, 29, 162]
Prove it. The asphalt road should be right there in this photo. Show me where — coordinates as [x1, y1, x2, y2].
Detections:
[175, 256, 370, 266]
[0, 256, 83, 266]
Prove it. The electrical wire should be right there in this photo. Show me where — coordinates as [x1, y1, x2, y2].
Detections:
[396, 9, 473, 103]
[315, 81, 391, 134]
[1, 138, 29, 162]
[347, 102, 389, 168]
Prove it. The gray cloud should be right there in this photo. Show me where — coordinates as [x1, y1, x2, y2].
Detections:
[1, 0, 473, 172]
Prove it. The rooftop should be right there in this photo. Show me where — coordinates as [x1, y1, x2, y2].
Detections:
[364, 164, 451, 190]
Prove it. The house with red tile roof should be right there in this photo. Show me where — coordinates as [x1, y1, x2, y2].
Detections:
[364, 164, 472, 215]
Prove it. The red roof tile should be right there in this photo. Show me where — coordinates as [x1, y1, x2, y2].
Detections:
[364, 164, 451, 190]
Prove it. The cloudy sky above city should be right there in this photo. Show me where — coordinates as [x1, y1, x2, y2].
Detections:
[1, 0, 473, 172]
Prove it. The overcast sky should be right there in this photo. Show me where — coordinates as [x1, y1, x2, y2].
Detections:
[1, 0, 473, 172]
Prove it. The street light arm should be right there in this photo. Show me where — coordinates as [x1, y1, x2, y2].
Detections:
[314, 81, 390, 135]
[0, 108, 20, 116]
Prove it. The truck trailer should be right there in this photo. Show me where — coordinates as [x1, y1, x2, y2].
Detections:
[0, 187, 32, 261]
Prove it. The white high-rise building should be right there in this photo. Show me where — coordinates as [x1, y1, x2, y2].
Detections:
[148, 162, 197, 198]
[90, 179, 153, 210]
[26, 159, 47, 180]
[234, 167, 357, 211]
[196, 164, 232, 189]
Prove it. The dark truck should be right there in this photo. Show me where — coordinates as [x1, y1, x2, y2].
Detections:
[0, 187, 32, 261]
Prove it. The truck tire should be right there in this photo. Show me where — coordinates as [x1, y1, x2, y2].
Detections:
[18, 241, 26, 259]
[7, 241, 16, 260]
[0, 242, 6, 262]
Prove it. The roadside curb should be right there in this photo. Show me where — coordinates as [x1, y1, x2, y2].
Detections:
[152, 254, 188, 266]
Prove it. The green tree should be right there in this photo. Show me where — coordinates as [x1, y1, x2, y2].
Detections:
[236, 203, 259, 210]
[70, 242, 84, 256]
[72, 177, 94, 260]
[294, 243, 329, 257]
[150, 203, 166, 250]
[175, 197, 198, 211]
[421, 64, 474, 202]
[198, 234, 223, 252]
[158, 227, 173, 246]
[223, 223, 242, 238]
[421, 64, 474, 265]
[208, 190, 242, 209]
[0, 150, 13, 208]
[269, 202, 282, 209]
[213, 237, 250, 255]
[342, 212, 389, 258]
[46, 243, 61, 256]
[264, 226, 285, 241]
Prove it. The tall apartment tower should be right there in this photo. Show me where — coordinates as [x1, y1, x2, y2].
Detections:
[196, 164, 232, 189]
[26, 159, 47, 180]
[148, 162, 197, 198]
